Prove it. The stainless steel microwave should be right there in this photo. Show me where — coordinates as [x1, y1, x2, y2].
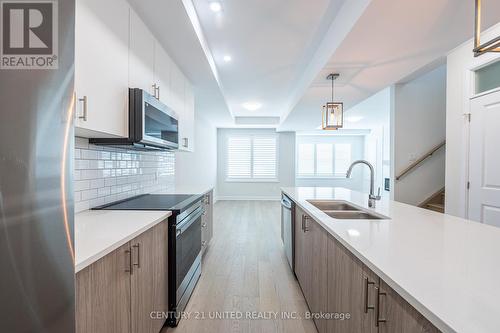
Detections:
[90, 88, 179, 150]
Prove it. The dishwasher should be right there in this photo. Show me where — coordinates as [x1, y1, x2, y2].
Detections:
[281, 194, 295, 271]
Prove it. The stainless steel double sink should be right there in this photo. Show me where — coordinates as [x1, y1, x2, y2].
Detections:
[307, 200, 389, 220]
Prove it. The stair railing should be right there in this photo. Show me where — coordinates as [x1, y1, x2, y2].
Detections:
[396, 141, 446, 181]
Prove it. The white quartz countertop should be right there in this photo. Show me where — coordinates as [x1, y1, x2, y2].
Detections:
[153, 185, 213, 196]
[75, 210, 171, 272]
[281, 187, 500, 333]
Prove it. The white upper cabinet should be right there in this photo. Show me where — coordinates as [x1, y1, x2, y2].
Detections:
[153, 43, 172, 108]
[180, 80, 195, 152]
[75, 0, 195, 150]
[129, 10, 155, 95]
[170, 62, 185, 115]
[75, 0, 130, 138]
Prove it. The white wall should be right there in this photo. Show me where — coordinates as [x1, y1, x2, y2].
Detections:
[175, 114, 218, 196]
[217, 128, 295, 200]
[446, 23, 500, 218]
[391, 65, 447, 206]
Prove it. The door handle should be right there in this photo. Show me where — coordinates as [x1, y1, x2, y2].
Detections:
[364, 277, 375, 313]
[375, 286, 387, 327]
[78, 96, 88, 121]
[132, 243, 140, 268]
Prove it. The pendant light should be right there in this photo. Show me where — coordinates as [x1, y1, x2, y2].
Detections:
[473, 0, 500, 57]
[322, 73, 343, 130]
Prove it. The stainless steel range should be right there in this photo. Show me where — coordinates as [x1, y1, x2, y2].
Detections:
[94, 193, 204, 327]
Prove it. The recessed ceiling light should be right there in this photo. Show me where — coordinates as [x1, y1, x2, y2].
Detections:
[209, 1, 222, 12]
[223, 55, 232, 62]
[241, 102, 262, 111]
[346, 116, 363, 123]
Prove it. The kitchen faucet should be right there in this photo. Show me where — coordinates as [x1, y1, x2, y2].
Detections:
[346, 160, 381, 208]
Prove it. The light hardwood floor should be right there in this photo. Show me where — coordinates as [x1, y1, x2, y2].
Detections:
[164, 200, 317, 333]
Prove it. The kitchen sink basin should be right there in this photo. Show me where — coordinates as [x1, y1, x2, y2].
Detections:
[307, 200, 361, 211]
[322, 210, 387, 220]
[307, 200, 389, 220]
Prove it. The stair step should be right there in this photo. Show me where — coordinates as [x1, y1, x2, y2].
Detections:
[426, 203, 444, 213]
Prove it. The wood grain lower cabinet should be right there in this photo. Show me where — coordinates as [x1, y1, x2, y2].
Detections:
[291, 203, 440, 333]
[378, 280, 439, 333]
[309, 216, 328, 333]
[294, 206, 312, 303]
[326, 234, 381, 332]
[76, 242, 131, 333]
[131, 221, 168, 333]
[294, 207, 328, 333]
[76, 221, 168, 333]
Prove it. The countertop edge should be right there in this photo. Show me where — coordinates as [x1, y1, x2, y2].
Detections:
[75, 211, 172, 273]
[281, 187, 456, 333]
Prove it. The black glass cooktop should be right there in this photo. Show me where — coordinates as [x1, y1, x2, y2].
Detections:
[93, 194, 201, 211]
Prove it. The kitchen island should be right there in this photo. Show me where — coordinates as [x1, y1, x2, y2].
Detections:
[282, 187, 500, 333]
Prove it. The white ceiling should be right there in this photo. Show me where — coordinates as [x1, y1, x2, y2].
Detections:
[279, 0, 500, 131]
[130, 0, 500, 130]
[191, 0, 347, 119]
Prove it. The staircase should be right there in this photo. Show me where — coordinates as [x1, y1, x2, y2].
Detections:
[419, 188, 445, 213]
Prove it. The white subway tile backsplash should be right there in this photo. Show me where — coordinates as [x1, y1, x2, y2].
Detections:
[74, 137, 175, 213]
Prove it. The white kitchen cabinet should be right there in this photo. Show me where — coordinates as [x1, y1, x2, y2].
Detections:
[75, 1, 195, 150]
[129, 10, 155, 96]
[153, 42, 172, 108]
[75, 0, 130, 138]
[179, 80, 195, 151]
[169, 61, 185, 114]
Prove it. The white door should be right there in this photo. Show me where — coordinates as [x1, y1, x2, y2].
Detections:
[468, 89, 500, 227]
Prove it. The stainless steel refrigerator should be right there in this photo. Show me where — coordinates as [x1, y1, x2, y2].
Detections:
[0, 0, 76, 331]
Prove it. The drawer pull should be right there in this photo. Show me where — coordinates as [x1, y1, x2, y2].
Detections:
[132, 243, 140, 268]
[375, 286, 387, 326]
[364, 277, 375, 313]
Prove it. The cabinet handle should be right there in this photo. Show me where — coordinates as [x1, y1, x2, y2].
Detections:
[156, 85, 160, 100]
[125, 248, 133, 274]
[78, 96, 88, 121]
[364, 277, 375, 313]
[302, 214, 310, 232]
[375, 286, 387, 327]
[132, 243, 140, 268]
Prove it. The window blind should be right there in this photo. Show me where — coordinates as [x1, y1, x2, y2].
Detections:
[227, 136, 252, 179]
[253, 137, 277, 178]
[227, 135, 277, 180]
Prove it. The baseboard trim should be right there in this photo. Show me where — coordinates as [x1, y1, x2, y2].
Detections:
[215, 196, 280, 201]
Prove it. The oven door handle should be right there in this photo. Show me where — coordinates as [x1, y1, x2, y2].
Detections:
[176, 207, 204, 236]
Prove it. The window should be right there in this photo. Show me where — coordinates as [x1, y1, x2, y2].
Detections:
[334, 143, 352, 175]
[227, 135, 277, 180]
[297, 142, 353, 177]
[297, 143, 314, 175]
[316, 144, 333, 175]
